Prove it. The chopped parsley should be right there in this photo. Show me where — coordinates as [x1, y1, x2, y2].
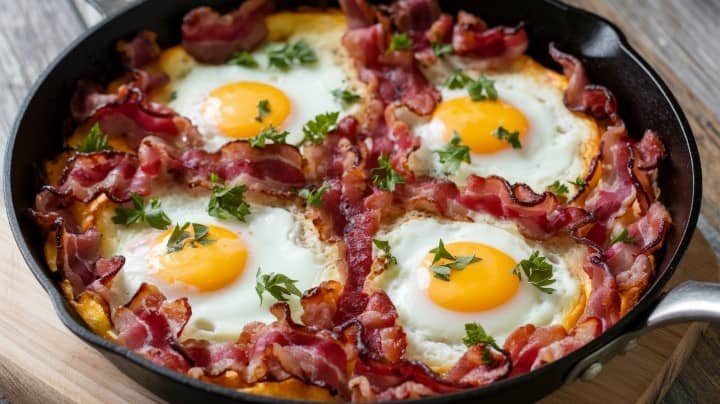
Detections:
[249, 125, 289, 148]
[301, 111, 339, 144]
[493, 126, 522, 149]
[332, 88, 361, 108]
[267, 40, 317, 70]
[208, 184, 251, 222]
[373, 239, 397, 266]
[463, 322, 502, 351]
[432, 42, 454, 58]
[569, 177, 587, 187]
[548, 180, 570, 198]
[435, 131, 471, 174]
[255, 99, 271, 122]
[468, 75, 498, 101]
[255, 267, 302, 304]
[168, 91, 178, 102]
[166, 223, 214, 253]
[209, 172, 223, 183]
[299, 184, 329, 207]
[513, 251, 556, 294]
[228, 51, 259, 68]
[371, 154, 405, 191]
[389, 33, 412, 51]
[76, 123, 111, 153]
[609, 229, 637, 246]
[443, 71, 473, 89]
[112, 193, 171, 230]
[428, 239, 481, 281]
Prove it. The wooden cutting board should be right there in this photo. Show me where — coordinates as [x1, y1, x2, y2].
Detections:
[0, 215, 716, 404]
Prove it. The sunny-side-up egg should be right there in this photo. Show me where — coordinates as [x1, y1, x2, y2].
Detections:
[96, 186, 338, 341]
[369, 214, 588, 371]
[409, 56, 600, 192]
[156, 11, 359, 151]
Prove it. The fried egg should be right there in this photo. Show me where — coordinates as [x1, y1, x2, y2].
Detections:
[100, 186, 337, 341]
[370, 214, 586, 370]
[410, 57, 600, 192]
[157, 11, 357, 151]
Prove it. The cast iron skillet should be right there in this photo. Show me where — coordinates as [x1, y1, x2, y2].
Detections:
[4, 0, 717, 402]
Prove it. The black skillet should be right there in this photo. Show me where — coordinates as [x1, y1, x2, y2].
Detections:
[4, 0, 717, 402]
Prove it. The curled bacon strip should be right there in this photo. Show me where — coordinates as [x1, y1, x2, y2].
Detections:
[113, 283, 192, 372]
[182, 0, 274, 64]
[116, 30, 162, 69]
[458, 175, 590, 239]
[452, 11, 527, 66]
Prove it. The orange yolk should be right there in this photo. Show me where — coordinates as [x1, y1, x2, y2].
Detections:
[435, 97, 529, 154]
[147, 225, 247, 291]
[423, 242, 520, 312]
[205, 81, 291, 139]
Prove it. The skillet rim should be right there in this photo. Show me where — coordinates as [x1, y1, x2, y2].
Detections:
[3, 0, 702, 402]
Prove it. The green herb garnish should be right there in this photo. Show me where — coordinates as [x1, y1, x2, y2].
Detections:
[609, 229, 637, 246]
[255, 99, 271, 122]
[166, 223, 215, 253]
[432, 42, 453, 58]
[77, 123, 111, 153]
[301, 111, 339, 144]
[249, 125, 289, 148]
[443, 71, 473, 89]
[228, 51, 259, 68]
[112, 193, 171, 230]
[493, 126, 522, 149]
[332, 88, 361, 108]
[389, 33, 412, 51]
[371, 154, 405, 191]
[436, 131, 471, 174]
[513, 251, 556, 294]
[569, 177, 587, 187]
[208, 184, 251, 222]
[463, 322, 502, 351]
[468, 74, 498, 101]
[428, 239, 481, 281]
[548, 180, 570, 197]
[373, 239, 398, 266]
[268, 40, 317, 70]
[255, 267, 302, 304]
[299, 184, 329, 207]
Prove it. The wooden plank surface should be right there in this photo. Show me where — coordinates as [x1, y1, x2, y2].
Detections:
[1, 0, 719, 403]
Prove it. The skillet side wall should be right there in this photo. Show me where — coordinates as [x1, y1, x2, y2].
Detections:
[4, 0, 700, 403]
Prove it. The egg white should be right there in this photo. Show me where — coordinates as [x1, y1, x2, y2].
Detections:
[411, 60, 598, 193]
[104, 186, 337, 341]
[370, 214, 584, 370]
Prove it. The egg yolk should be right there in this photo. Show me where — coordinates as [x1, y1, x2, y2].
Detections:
[205, 81, 291, 139]
[423, 242, 520, 312]
[147, 225, 247, 291]
[435, 97, 529, 154]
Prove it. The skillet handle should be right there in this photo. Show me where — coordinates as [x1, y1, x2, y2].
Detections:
[566, 281, 720, 383]
[85, 0, 131, 17]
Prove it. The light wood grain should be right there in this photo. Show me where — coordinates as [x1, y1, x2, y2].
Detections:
[1, 0, 720, 403]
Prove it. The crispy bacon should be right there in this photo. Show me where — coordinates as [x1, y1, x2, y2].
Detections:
[578, 254, 621, 330]
[533, 319, 601, 368]
[71, 80, 119, 122]
[339, 0, 376, 29]
[113, 283, 192, 372]
[458, 175, 590, 239]
[452, 11, 527, 67]
[116, 31, 162, 69]
[549, 43, 618, 123]
[182, 0, 274, 64]
[444, 344, 511, 387]
[503, 324, 567, 376]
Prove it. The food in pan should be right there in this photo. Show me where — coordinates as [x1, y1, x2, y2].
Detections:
[30, 0, 671, 401]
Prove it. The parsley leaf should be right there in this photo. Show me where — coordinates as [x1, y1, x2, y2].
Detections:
[228, 51, 259, 68]
[373, 239, 398, 266]
[208, 184, 251, 222]
[548, 180, 569, 197]
[166, 222, 215, 253]
[169, 91, 178, 102]
[112, 194, 171, 230]
[267, 40, 317, 70]
[255, 267, 302, 304]
[493, 126, 522, 149]
[513, 251, 556, 294]
[249, 125, 289, 148]
[468, 75, 498, 101]
[255, 99, 270, 122]
[609, 229, 637, 246]
[428, 239, 481, 281]
[301, 112, 339, 144]
[389, 33, 412, 51]
[332, 88, 361, 108]
[569, 177, 587, 187]
[209, 172, 223, 184]
[436, 131, 471, 174]
[443, 71, 473, 89]
[432, 42, 453, 58]
[77, 123, 111, 153]
[299, 184, 329, 207]
[463, 322, 502, 351]
[371, 154, 405, 191]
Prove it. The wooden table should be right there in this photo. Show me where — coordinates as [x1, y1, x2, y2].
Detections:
[1, 0, 719, 402]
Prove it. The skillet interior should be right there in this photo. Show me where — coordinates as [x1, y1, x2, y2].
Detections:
[4, 0, 701, 402]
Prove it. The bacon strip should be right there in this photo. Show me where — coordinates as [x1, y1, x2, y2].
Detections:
[116, 31, 162, 69]
[182, 0, 274, 64]
[452, 11, 528, 67]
